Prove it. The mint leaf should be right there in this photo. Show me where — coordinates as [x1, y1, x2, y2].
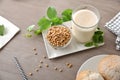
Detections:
[38, 17, 52, 31]
[51, 17, 63, 25]
[92, 34, 99, 43]
[85, 27, 104, 47]
[34, 29, 41, 35]
[26, 7, 73, 36]
[62, 9, 72, 22]
[85, 42, 94, 47]
[47, 6, 57, 19]
[94, 31, 103, 35]
[99, 35, 104, 43]
[27, 25, 35, 32]
[93, 30, 104, 43]
[0, 25, 5, 36]
[93, 42, 99, 47]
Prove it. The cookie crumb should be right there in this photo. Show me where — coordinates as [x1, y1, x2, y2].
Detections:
[33, 48, 36, 51]
[68, 64, 73, 68]
[34, 52, 38, 55]
[45, 64, 49, 67]
[54, 67, 57, 70]
[59, 69, 63, 72]
[43, 56, 47, 59]
[28, 73, 33, 76]
[66, 63, 69, 66]
[66, 63, 73, 68]
[40, 60, 43, 64]
[38, 65, 42, 68]
[35, 69, 39, 72]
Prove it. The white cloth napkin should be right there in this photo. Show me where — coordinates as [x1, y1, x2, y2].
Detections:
[105, 12, 120, 50]
[0, 16, 20, 49]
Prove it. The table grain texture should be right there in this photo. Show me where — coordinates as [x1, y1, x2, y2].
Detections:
[0, 0, 120, 80]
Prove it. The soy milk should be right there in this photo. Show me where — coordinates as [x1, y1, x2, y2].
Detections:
[72, 9, 99, 43]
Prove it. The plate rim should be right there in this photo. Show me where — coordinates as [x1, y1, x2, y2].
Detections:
[77, 54, 108, 76]
[0, 16, 20, 49]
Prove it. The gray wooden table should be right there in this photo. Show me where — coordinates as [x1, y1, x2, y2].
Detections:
[0, 0, 120, 80]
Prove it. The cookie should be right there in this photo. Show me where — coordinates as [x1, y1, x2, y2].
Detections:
[98, 55, 120, 80]
[76, 70, 104, 80]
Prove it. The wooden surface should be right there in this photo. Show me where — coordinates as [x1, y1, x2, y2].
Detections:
[0, 0, 120, 80]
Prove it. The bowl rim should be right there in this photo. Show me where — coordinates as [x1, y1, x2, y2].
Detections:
[46, 25, 72, 49]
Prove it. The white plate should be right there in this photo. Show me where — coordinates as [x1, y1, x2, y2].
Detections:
[77, 55, 107, 76]
[0, 16, 20, 49]
[42, 21, 104, 59]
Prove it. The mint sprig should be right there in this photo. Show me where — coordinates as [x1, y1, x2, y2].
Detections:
[26, 7, 73, 36]
[27, 25, 35, 32]
[92, 31, 103, 43]
[85, 42, 94, 47]
[85, 28, 104, 47]
[37, 6, 73, 34]
[0, 25, 5, 36]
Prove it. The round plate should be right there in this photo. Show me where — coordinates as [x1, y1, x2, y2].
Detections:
[77, 55, 107, 76]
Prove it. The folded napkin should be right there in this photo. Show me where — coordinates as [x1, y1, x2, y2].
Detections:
[116, 36, 120, 50]
[0, 16, 20, 49]
[105, 12, 120, 50]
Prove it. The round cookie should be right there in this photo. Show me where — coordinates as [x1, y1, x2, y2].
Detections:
[98, 55, 120, 80]
[76, 70, 104, 80]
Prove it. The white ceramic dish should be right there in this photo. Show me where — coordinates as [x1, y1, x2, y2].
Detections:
[42, 21, 104, 59]
[0, 16, 20, 49]
[77, 55, 107, 76]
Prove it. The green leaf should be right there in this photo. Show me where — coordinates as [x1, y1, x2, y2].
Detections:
[27, 25, 35, 32]
[62, 15, 70, 22]
[92, 34, 99, 43]
[85, 27, 104, 47]
[47, 6, 57, 19]
[93, 30, 104, 43]
[99, 35, 104, 43]
[93, 43, 99, 47]
[61, 9, 72, 22]
[34, 29, 41, 35]
[38, 17, 52, 31]
[95, 31, 103, 35]
[51, 17, 63, 25]
[85, 42, 94, 47]
[25, 33, 32, 38]
[0, 25, 5, 36]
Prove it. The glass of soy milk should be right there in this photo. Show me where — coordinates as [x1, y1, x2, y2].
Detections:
[72, 5, 100, 43]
